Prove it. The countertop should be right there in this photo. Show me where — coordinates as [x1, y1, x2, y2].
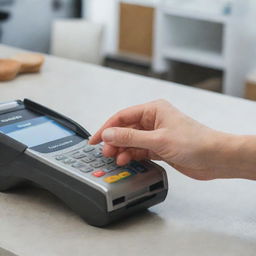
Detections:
[0, 44, 256, 256]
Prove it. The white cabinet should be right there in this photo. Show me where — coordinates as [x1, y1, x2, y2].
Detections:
[153, 0, 256, 97]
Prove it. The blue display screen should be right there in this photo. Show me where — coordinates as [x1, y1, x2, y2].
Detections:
[0, 116, 75, 147]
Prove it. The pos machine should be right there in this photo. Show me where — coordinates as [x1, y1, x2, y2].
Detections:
[0, 99, 168, 226]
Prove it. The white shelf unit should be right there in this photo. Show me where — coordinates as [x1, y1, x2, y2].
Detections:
[161, 6, 229, 24]
[163, 47, 225, 70]
[153, 0, 256, 96]
[161, 14, 225, 70]
[153, 2, 228, 80]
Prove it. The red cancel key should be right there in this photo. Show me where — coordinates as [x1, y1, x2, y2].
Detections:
[92, 170, 106, 177]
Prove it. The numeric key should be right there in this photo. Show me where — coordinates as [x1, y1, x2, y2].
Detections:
[93, 152, 103, 158]
[81, 156, 95, 163]
[83, 145, 95, 152]
[72, 162, 86, 169]
[102, 158, 114, 164]
[79, 167, 94, 173]
[72, 152, 87, 159]
[63, 158, 76, 164]
[91, 161, 105, 168]
[55, 155, 67, 161]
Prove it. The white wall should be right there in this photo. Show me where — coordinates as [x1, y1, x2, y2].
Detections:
[83, 0, 118, 55]
[1, 0, 76, 53]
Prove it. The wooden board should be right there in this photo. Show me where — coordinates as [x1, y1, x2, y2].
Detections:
[245, 81, 256, 101]
[118, 3, 154, 57]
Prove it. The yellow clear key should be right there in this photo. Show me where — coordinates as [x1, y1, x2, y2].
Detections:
[118, 171, 132, 179]
[104, 175, 120, 184]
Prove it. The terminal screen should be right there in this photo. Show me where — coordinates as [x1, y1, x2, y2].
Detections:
[0, 116, 75, 147]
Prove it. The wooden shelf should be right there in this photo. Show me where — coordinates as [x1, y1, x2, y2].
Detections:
[163, 46, 225, 70]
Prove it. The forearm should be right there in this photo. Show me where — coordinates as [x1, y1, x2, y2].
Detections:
[211, 133, 256, 180]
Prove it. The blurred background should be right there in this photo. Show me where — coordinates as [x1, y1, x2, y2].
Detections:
[1, 0, 256, 99]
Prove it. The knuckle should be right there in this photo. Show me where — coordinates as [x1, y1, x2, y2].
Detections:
[155, 99, 173, 109]
[119, 129, 133, 145]
[116, 110, 125, 122]
[152, 129, 168, 146]
[157, 99, 169, 105]
[157, 98, 167, 103]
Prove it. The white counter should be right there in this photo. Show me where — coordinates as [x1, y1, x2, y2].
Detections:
[0, 45, 256, 256]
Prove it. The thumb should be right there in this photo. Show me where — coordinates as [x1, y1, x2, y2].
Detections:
[102, 127, 157, 150]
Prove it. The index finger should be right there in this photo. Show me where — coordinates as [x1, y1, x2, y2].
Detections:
[89, 103, 145, 144]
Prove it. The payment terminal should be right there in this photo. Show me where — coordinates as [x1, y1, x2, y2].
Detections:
[0, 99, 168, 226]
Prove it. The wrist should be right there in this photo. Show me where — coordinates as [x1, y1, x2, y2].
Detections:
[209, 132, 256, 180]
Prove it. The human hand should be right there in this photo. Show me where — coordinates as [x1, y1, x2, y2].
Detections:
[89, 100, 256, 180]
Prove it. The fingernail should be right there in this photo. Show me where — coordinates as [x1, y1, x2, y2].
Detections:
[88, 136, 92, 144]
[102, 128, 115, 142]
